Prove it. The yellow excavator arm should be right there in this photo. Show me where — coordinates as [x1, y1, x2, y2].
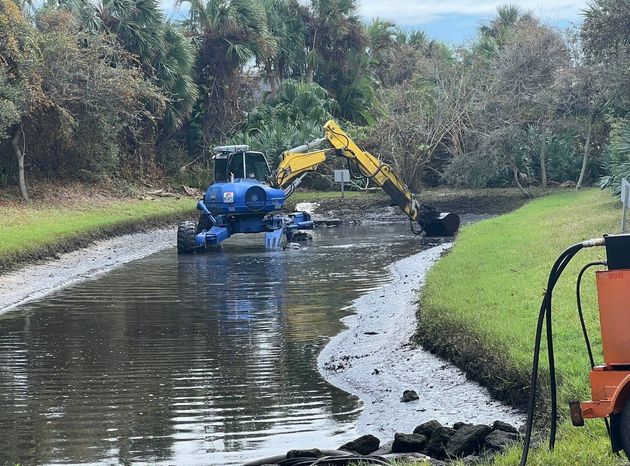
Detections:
[271, 120, 460, 236]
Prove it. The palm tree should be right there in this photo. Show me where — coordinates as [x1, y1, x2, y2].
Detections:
[480, 4, 535, 46]
[306, 0, 366, 83]
[59, 0, 197, 133]
[178, 0, 275, 142]
[366, 18, 396, 60]
[260, 0, 308, 98]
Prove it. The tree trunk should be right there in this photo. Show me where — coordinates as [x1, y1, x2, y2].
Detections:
[306, 66, 314, 84]
[512, 165, 532, 197]
[11, 125, 29, 202]
[539, 129, 547, 188]
[264, 63, 277, 98]
[576, 111, 595, 190]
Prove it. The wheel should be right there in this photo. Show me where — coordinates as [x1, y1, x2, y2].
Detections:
[196, 214, 212, 233]
[619, 399, 630, 459]
[177, 221, 198, 254]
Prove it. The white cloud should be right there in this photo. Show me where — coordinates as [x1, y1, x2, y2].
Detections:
[358, 0, 590, 25]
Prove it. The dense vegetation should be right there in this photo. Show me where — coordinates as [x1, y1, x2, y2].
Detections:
[0, 0, 628, 200]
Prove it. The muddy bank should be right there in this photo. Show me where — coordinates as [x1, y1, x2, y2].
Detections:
[0, 228, 175, 313]
[317, 244, 524, 440]
[288, 188, 531, 225]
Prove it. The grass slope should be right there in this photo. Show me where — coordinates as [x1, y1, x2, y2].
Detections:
[417, 189, 625, 465]
[0, 198, 195, 273]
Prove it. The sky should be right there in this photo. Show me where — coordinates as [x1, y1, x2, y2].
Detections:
[358, 0, 590, 43]
[162, 0, 591, 45]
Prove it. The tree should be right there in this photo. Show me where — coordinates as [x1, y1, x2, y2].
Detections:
[26, 9, 165, 180]
[579, 0, 630, 189]
[233, 79, 337, 162]
[260, 0, 308, 98]
[63, 0, 197, 134]
[0, 0, 40, 200]
[464, 13, 569, 192]
[366, 58, 469, 190]
[179, 0, 275, 143]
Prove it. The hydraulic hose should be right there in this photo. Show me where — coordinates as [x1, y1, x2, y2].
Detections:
[576, 261, 610, 437]
[520, 242, 584, 466]
[576, 261, 607, 369]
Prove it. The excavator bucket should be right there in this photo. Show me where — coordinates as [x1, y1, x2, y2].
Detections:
[421, 212, 460, 237]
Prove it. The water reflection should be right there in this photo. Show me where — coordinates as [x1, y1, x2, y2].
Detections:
[0, 224, 427, 464]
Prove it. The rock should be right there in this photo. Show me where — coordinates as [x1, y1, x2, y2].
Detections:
[483, 429, 519, 452]
[286, 449, 321, 459]
[401, 389, 419, 402]
[463, 455, 481, 464]
[453, 422, 473, 430]
[491, 420, 519, 434]
[413, 420, 442, 438]
[339, 434, 380, 455]
[372, 440, 394, 456]
[445, 424, 491, 457]
[425, 426, 456, 459]
[381, 452, 435, 464]
[392, 433, 428, 453]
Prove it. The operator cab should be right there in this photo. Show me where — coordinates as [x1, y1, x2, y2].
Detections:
[213, 145, 271, 183]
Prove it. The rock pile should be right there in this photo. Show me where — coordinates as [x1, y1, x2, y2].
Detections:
[338, 420, 520, 464]
[245, 420, 521, 465]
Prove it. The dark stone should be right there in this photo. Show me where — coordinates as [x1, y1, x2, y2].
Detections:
[413, 420, 442, 438]
[338, 434, 380, 455]
[445, 424, 492, 457]
[372, 440, 394, 456]
[286, 449, 321, 459]
[491, 420, 519, 434]
[453, 422, 473, 430]
[425, 426, 456, 459]
[401, 389, 419, 402]
[483, 429, 519, 452]
[381, 452, 435, 463]
[391, 433, 428, 453]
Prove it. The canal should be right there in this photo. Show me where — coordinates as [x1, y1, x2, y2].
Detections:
[0, 224, 428, 465]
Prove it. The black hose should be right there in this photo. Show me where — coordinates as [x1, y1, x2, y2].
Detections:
[576, 261, 610, 437]
[520, 243, 584, 466]
[547, 250, 581, 451]
[576, 261, 606, 368]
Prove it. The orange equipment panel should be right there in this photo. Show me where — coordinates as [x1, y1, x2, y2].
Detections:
[596, 270, 630, 365]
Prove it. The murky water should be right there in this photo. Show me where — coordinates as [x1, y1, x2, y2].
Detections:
[0, 224, 431, 465]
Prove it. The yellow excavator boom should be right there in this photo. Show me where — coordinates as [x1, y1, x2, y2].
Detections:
[271, 120, 460, 236]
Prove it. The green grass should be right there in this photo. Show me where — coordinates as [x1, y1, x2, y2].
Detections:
[0, 197, 195, 269]
[418, 189, 625, 465]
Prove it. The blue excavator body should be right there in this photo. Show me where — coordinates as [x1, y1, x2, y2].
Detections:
[177, 146, 313, 253]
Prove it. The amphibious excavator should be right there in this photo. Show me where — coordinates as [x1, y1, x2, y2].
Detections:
[177, 120, 460, 252]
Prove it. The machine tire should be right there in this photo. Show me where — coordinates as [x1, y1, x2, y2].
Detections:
[620, 399, 630, 459]
[177, 221, 198, 254]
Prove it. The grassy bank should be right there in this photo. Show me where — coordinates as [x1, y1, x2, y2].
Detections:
[0, 197, 195, 274]
[417, 189, 624, 465]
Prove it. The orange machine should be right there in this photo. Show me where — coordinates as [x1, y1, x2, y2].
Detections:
[571, 268, 630, 454]
[520, 234, 630, 465]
